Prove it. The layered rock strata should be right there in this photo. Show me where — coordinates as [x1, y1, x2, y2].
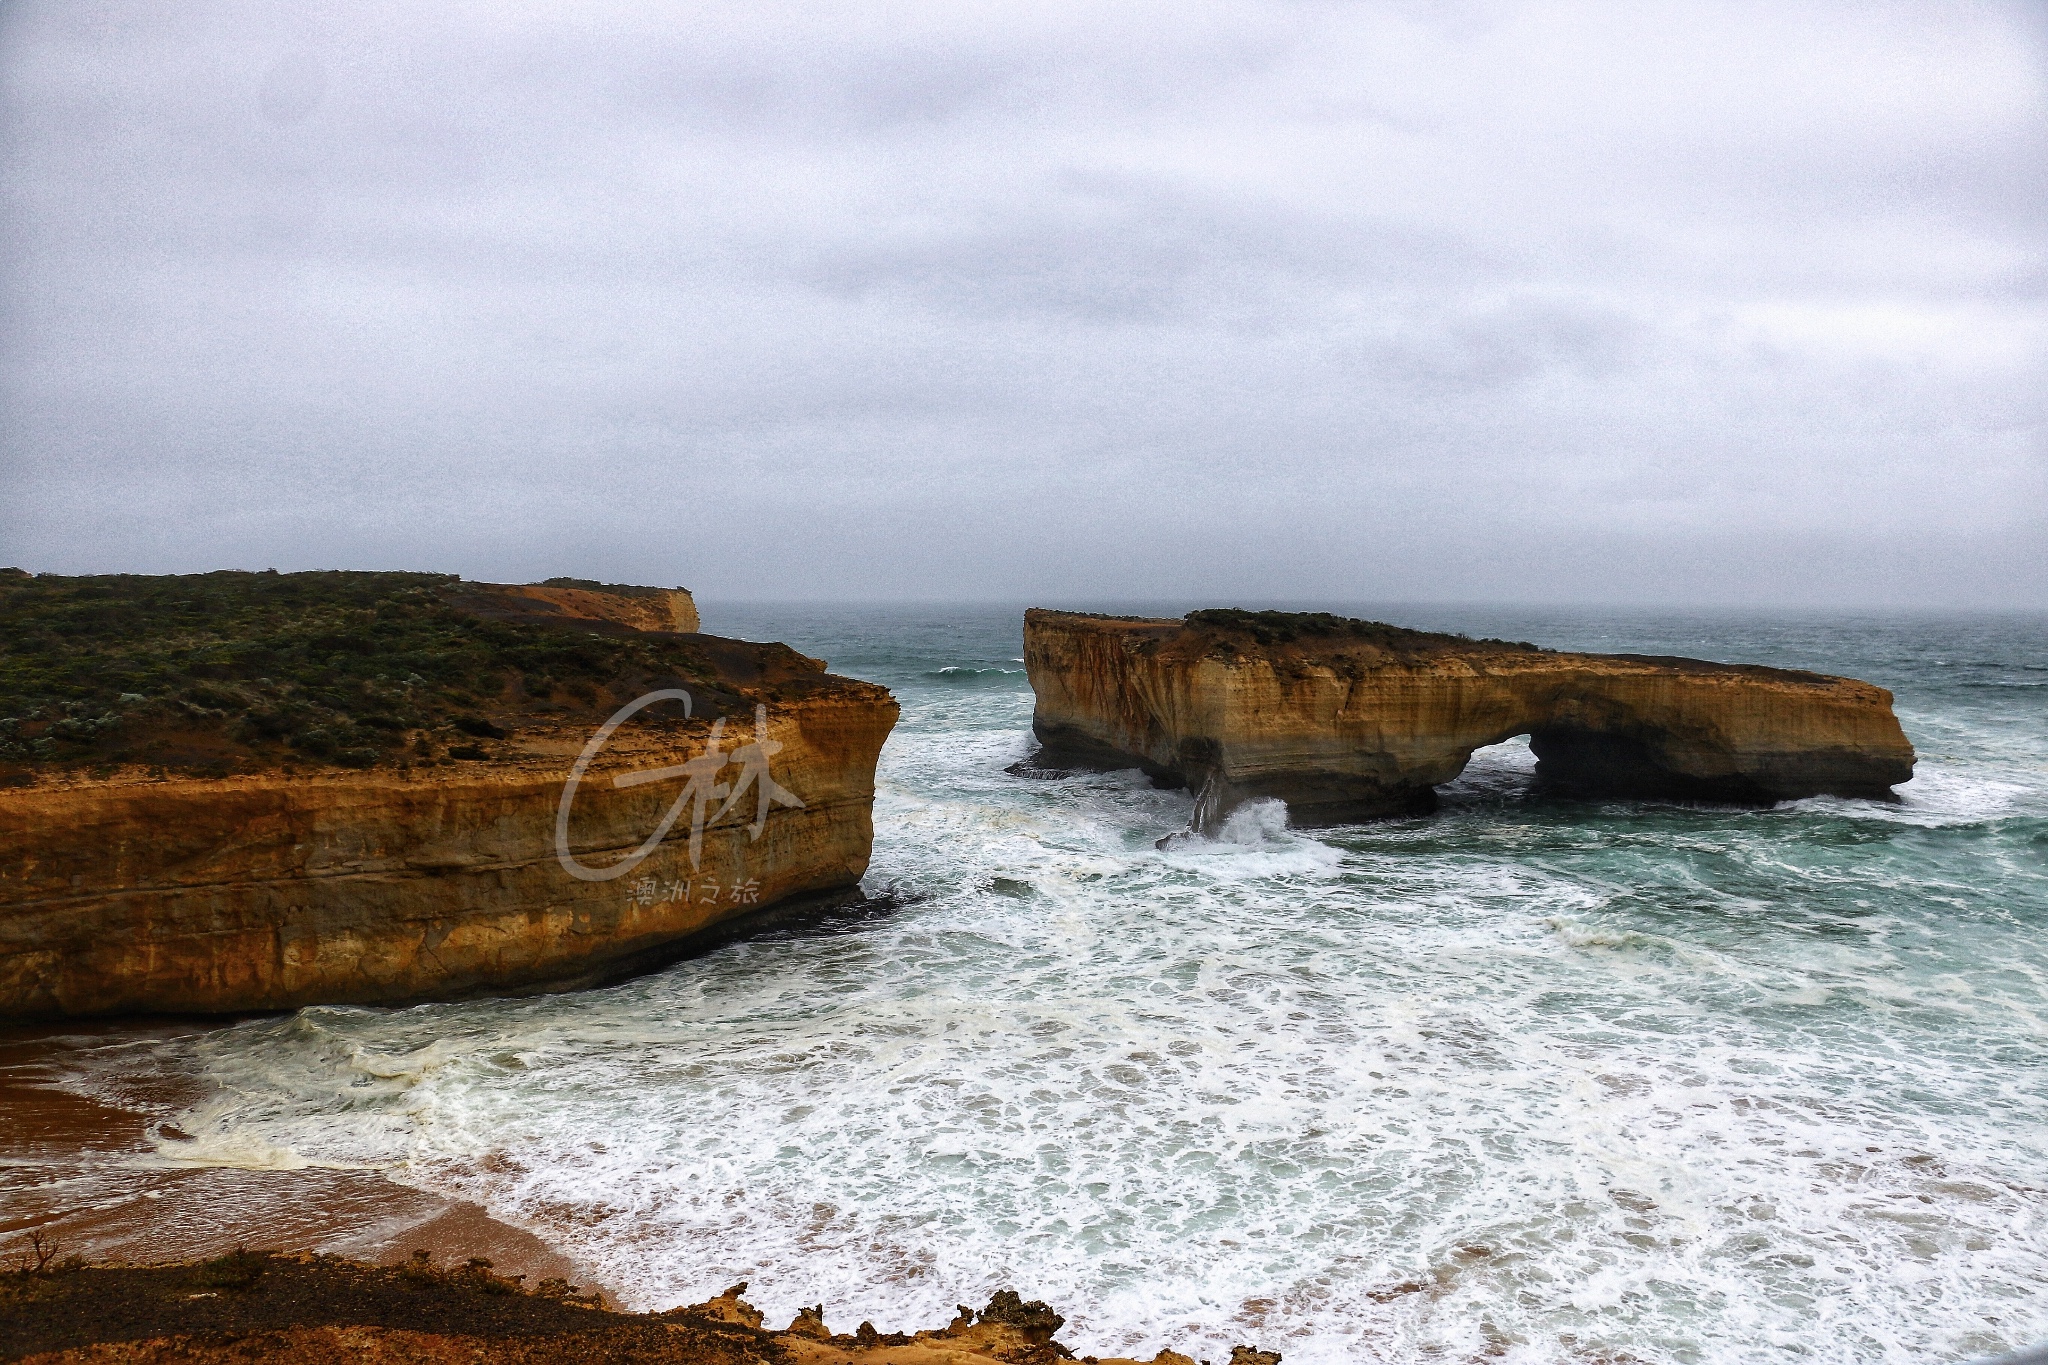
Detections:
[449, 578, 700, 634]
[1024, 609, 1914, 831]
[0, 587, 895, 1020]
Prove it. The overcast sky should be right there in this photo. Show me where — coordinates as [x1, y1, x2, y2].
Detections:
[2, 1, 2042, 607]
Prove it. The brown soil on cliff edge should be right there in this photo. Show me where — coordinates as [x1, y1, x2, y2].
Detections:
[0, 570, 854, 785]
[0, 1254, 1246, 1365]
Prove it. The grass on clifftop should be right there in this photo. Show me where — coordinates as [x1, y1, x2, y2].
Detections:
[1182, 607, 1542, 653]
[0, 569, 752, 780]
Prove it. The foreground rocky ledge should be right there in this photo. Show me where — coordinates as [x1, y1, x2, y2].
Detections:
[0, 573, 897, 1019]
[1024, 608, 1914, 832]
[0, 1252, 1271, 1365]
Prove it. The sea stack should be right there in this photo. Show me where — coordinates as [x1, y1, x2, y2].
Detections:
[0, 572, 897, 1019]
[1022, 608, 1914, 832]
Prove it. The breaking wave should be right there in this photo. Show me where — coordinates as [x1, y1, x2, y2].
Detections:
[34, 606, 2048, 1365]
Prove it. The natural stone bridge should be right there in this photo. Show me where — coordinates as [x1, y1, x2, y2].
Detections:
[1022, 609, 1915, 832]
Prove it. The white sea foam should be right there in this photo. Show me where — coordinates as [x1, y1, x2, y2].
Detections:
[931, 666, 1027, 679]
[145, 1131, 329, 1173]
[31, 613, 2048, 1365]
[1826, 762, 2037, 826]
[1214, 797, 1291, 847]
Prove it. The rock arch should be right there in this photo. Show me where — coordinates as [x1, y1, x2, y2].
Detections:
[1022, 610, 1914, 832]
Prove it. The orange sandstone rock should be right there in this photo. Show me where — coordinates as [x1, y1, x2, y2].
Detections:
[447, 579, 701, 634]
[0, 601, 896, 1020]
[1023, 608, 1913, 832]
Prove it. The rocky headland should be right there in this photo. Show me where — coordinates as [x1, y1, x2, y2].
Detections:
[1023, 608, 1914, 832]
[0, 571, 897, 1019]
[1, 1252, 1269, 1365]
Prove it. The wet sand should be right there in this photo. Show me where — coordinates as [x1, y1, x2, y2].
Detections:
[0, 1025, 602, 1298]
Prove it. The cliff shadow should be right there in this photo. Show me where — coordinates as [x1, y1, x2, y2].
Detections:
[1440, 729, 1878, 811]
[1434, 735, 1543, 810]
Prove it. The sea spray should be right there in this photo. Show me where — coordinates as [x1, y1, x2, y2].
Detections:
[30, 606, 2048, 1365]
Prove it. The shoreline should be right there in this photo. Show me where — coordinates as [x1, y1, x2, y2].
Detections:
[0, 1024, 612, 1303]
[1, 1254, 1233, 1365]
[2, 1025, 1249, 1364]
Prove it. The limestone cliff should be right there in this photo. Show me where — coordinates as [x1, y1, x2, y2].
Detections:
[1023, 608, 1913, 831]
[0, 578, 895, 1020]
[451, 578, 700, 634]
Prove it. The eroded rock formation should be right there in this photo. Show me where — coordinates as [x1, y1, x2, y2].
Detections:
[0, 584, 895, 1020]
[1023, 608, 1914, 831]
[3, 1258, 1260, 1365]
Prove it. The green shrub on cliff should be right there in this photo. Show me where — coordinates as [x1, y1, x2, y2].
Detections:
[1183, 607, 1543, 654]
[0, 570, 735, 778]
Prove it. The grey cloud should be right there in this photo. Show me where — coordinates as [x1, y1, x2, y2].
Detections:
[796, 185, 1505, 327]
[1, 0, 2042, 608]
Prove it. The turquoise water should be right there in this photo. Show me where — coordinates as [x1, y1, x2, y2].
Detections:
[29, 607, 2048, 1363]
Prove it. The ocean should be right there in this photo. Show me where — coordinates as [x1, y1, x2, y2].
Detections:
[8, 605, 2046, 1363]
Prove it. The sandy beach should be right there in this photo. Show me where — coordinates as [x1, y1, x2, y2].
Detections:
[0, 1024, 599, 1297]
